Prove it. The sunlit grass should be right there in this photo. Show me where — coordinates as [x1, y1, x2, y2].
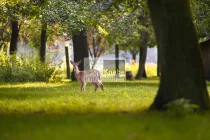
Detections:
[0, 82, 66, 88]
[0, 80, 158, 114]
[1, 79, 210, 140]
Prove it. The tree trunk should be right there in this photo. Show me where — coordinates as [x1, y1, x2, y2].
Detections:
[115, 44, 119, 77]
[148, 0, 210, 110]
[40, 23, 47, 63]
[132, 53, 136, 61]
[157, 46, 161, 77]
[135, 31, 148, 79]
[65, 46, 71, 79]
[71, 30, 89, 81]
[200, 39, 210, 80]
[9, 21, 19, 55]
[140, 45, 147, 78]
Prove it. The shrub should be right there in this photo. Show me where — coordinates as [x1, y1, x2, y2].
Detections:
[165, 98, 200, 116]
[0, 52, 63, 82]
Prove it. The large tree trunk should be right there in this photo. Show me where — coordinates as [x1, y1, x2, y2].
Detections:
[135, 31, 148, 79]
[40, 23, 47, 63]
[71, 30, 89, 81]
[9, 21, 19, 55]
[148, 0, 210, 110]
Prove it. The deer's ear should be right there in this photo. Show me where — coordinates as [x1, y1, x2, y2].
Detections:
[70, 61, 73, 64]
[77, 60, 82, 65]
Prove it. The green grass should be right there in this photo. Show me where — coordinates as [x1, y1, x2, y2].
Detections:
[1, 79, 210, 140]
[0, 81, 157, 114]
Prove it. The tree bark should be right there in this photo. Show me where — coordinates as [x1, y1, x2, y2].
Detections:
[140, 44, 147, 78]
[148, 0, 210, 110]
[71, 30, 89, 81]
[200, 39, 210, 80]
[132, 53, 136, 61]
[135, 31, 148, 79]
[157, 46, 161, 77]
[9, 21, 19, 55]
[40, 23, 47, 63]
[65, 46, 71, 79]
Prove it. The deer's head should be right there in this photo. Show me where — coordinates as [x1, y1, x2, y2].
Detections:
[70, 60, 82, 69]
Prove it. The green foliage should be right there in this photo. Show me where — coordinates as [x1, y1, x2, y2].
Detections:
[95, 0, 156, 52]
[0, 52, 63, 82]
[0, 0, 35, 23]
[19, 18, 62, 49]
[58, 0, 95, 34]
[0, 22, 10, 51]
[191, 0, 210, 39]
[165, 98, 200, 116]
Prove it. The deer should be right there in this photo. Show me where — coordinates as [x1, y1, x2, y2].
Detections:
[70, 60, 104, 92]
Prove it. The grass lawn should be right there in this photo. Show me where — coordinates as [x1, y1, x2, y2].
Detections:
[0, 78, 210, 140]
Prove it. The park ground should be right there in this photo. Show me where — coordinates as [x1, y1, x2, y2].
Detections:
[0, 78, 210, 140]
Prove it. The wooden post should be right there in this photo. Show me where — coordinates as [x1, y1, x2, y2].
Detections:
[115, 44, 119, 77]
[157, 48, 160, 77]
[65, 46, 71, 79]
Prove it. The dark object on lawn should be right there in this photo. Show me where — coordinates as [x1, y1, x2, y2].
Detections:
[126, 71, 134, 80]
[200, 39, 210, 80]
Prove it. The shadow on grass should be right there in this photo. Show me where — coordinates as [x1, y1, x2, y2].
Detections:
[1, 110, 210, 140]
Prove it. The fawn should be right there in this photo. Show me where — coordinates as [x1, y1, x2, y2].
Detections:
[70, 60, 104, 92]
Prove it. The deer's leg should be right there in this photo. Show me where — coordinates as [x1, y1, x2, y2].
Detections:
[97, 82, 104, 91]
[99, 82, 104, 91]
[91, 82, 98, 92]
[80, 82, 83, 92]
[80, 82, 86, 92]
[81, 82, 86, 91]
[94, 84, 98, 92]
[83, 83, 86, 91]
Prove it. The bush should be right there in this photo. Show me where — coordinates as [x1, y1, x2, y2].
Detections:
[0, 52, 63, 82]
[165, 98, 200, 116]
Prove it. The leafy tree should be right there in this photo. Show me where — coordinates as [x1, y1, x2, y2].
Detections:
[0, 1, 10, 51]
[0, 22, 10, 52]
[98, 0, 156, 79]
[87, 27, 106, 69]
[57, 0, 93, 80]
[148, 0, 210, 110]
[191, 0, 210, 39]
[0, 0, 32, 55]
[135, 1, 150, 79]
[29, 0, 61, 62]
